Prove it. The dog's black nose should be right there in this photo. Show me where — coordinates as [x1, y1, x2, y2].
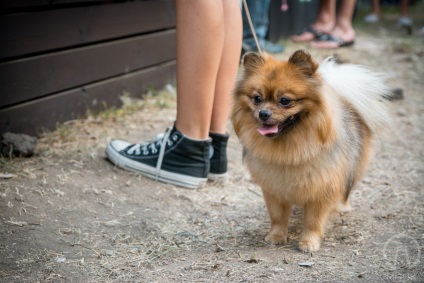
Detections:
[259, 110, 272, 121]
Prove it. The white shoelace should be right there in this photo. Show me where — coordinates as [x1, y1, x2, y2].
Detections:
[127, 127, 173, 181]
[154, 127, 172, 181]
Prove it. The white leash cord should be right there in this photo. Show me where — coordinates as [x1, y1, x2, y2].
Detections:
[242, 0, 263, 54]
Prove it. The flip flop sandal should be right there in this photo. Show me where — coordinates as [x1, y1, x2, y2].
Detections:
[306, 26, 326, 38]
[314, 33, 355, 48]
[293, 26, 325, 41]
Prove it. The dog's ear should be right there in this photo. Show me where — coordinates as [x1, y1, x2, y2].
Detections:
[242, 52, 265, 74]
[288, 50, 318, 76]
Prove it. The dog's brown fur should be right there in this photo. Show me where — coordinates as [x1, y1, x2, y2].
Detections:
[232, 50, 388, 252]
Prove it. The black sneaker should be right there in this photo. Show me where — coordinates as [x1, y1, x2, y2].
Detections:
[143, 130, 229, 182]
[106, 126, 211, 189]
[208, 132, 229, 182]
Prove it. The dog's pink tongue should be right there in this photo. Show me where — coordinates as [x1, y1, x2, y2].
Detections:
[257, 124, 279, 136]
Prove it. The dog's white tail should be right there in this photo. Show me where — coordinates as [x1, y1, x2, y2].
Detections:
[318, 57, 391, 134]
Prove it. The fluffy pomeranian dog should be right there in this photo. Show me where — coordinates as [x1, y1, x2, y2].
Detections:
[232, 50, 390, 252]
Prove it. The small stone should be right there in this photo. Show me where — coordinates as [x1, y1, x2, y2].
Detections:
[245, 258, 260, 263]
[1, 132, 37, 157]
[387, 88, 404, 101]
[0, 173, 16, 179]
[104, 250, 114, 256]
[298, 262, 314, 267]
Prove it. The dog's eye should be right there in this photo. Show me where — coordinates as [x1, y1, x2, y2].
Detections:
[253, 95, 263, 105]
[279, 97, 292, 107]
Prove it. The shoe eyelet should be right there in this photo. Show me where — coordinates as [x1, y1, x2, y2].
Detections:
[143, 150, 149, 155]
[152, 149, 157, 154]
[173, 135, 178, 141]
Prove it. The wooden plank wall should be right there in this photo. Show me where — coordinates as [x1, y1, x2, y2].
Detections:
[0, 0, 177, 136]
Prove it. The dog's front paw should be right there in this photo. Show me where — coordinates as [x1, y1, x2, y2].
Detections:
[265, 233, 288, 245]
[298, 235, 321, 252]
[335, 200, 352, 213]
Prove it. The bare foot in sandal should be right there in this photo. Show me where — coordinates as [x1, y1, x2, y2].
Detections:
[309, 26, 355, 49]
[291, 23, 333, 43]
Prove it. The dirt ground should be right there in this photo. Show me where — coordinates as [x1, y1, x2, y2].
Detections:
[1, 9, 424, 283]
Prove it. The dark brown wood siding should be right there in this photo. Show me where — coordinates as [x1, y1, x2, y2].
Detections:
[0, 0, 176, 136]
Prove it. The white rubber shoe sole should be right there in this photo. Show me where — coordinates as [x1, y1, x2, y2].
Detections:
[207, 172, 228, 183]
[106, 142, 207, 190]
